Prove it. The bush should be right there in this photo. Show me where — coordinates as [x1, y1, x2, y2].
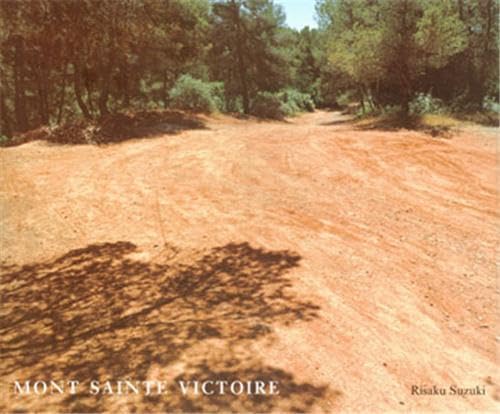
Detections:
[225, 96, 244, 113]
[169, 75, 223, 113]
[382, 104, 403, 115]
[483, 96, 500, 113]
[280, 100, 300, 117]
[250, 89, 315, 119]
[409, 92, 444, 115]
[280, 89, 315, 112]
[336, 91, 355, 107]
[250, 92, 286, 119]
[209, 81, 226, 112]
[0, 134, 11, 147]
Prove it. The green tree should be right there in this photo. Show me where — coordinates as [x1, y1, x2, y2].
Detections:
[209, 0, 293, 113]
[317, 0, 469, 112]
[0, 0, 211, 134]
[454, 0, 499, 106]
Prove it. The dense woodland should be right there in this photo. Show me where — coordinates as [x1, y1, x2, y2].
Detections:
[0, 0, 498, 138]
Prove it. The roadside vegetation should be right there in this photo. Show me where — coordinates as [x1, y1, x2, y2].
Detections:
[0, 0, 498, 145]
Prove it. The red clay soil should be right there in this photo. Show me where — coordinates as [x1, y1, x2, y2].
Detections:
[0, 111, 498, 412]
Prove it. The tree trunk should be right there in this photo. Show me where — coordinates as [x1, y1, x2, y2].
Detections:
[362, 83, 375, 111]
[474, 0, 494, 105]
[1, 89, 13, 137]
[36, 61, 50, 125]
[84, 75, 95, 115]
[121, 63, 129, 109]
[57, 62, 69, 124]
[398, 71, 412, 115]
[230, 1, 250, 114]
[13, 36, 28, 132]
[396, 0, 413, 115]
[98, 81, 110, 117]
[163, 70, 169, 109]
[98, 48, 115, 117]
[73, 62, 92, 120]
[358, 86, 366, 113]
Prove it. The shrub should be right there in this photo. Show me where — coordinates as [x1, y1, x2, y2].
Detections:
[409, 92, 444, 115]
[382, 104, 403, 115]
[250, 92, 286, 119]
[0, 134, 11, 146]
[336, 91, 355, 107]
[483, 96, 500, 113]
[209, 81, 226, 112]
[281, 101, 299, 117]
[169, 75, 223, 113]
[250, 89, 315, 119]
[251, 92, 285, 119]
[225, 96, 244, 113]
[280, 89, 315, 112]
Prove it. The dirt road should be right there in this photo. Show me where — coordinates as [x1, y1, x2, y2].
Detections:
[0, 111, 498, 412]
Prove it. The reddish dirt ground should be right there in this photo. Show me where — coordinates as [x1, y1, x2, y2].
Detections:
[0, 111, 498, 412]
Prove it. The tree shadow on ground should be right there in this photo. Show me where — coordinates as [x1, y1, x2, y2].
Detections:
[0, 241, 338, 412]
[352, 114, 454, 137]
[319, 118, 353, 127]
[6, 110, 208, 147]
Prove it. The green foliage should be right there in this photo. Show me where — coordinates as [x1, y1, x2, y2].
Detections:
[250, 92, 286, 119]
[322, 0, 386, 85]
[287, 26, 344, 108]
[317, 0, 474, 112]
[483, 96, 500, 113]
[0, 0, 212, 131]
[293, 28, 321, 94]
[209, 0, 294, 113]
[355, 105, 378, 118]
[0, 134, 11, 146]
[209, 81, 226, 112]
[409, 93, 445, 115]
[382, 105, 404, 116]
[414, 0, 467, 69]
[250, 88, 314, 119]
[0, 0, 497, 134]
[336, 91, 356, 107]
[225, 96, 244, 113]
[169, 75, 223, 113]
[280, 89, 315, 112]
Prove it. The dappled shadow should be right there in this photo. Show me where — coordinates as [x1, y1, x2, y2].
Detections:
[353, 114, 454, 137]
[5, 110, 208, 147]
[0, 241, 336, 412]
[95, 111, 208, 144]
[319, 118, 353, 127]
[317, 110, 354, 127]
[354, 114, 421, 131]
[453, 111, 499, 127]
